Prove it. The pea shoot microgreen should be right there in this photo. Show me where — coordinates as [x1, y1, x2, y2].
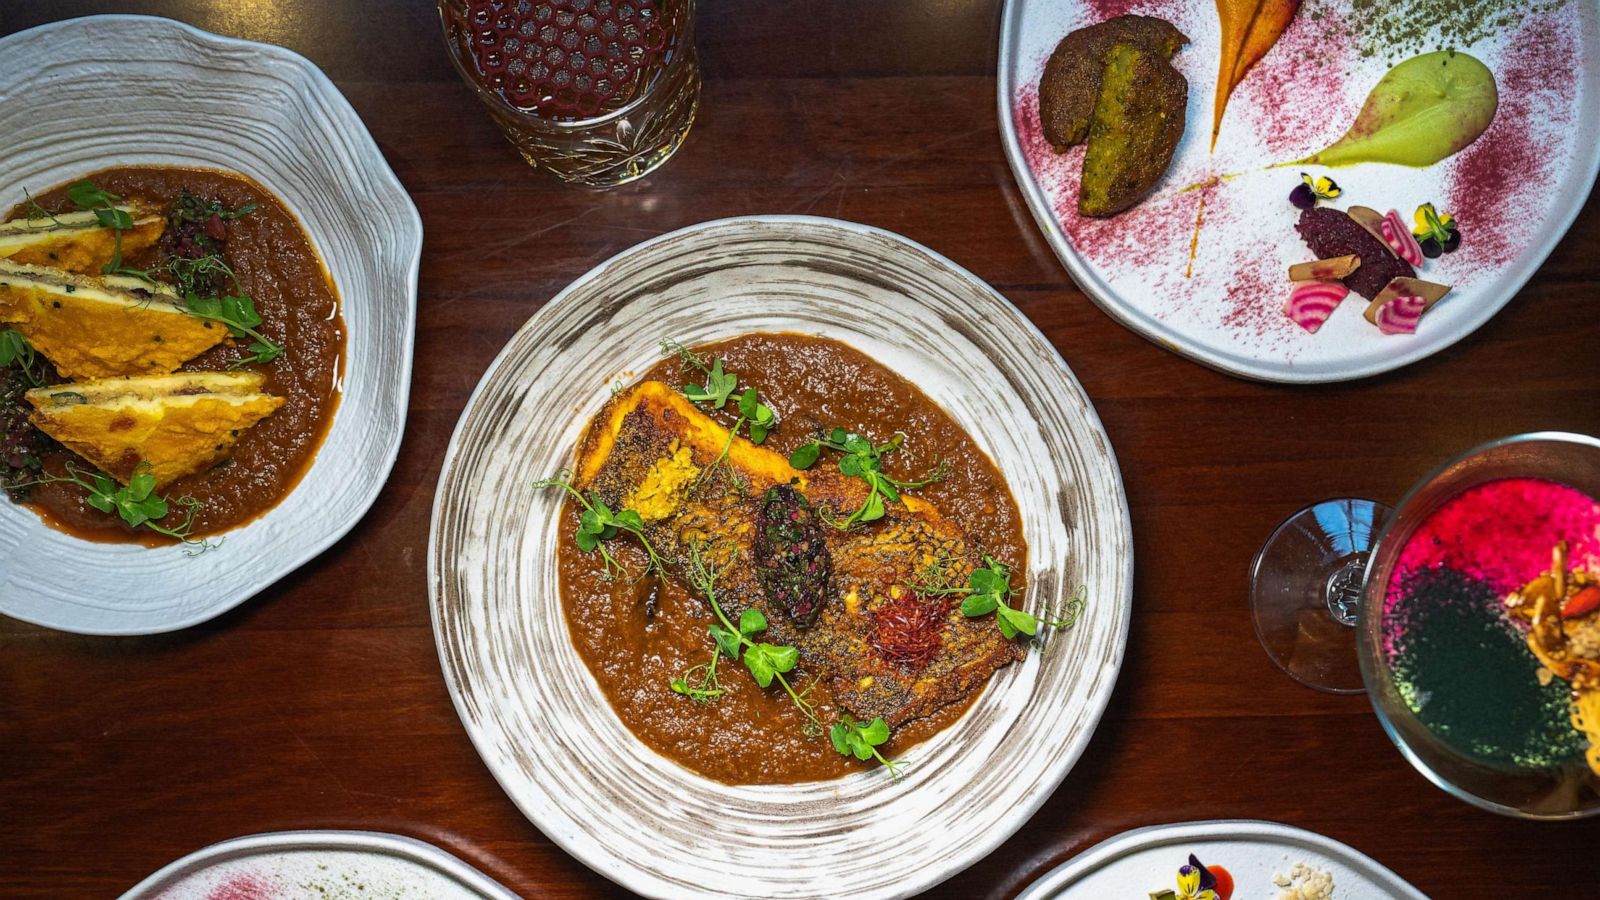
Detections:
[663, 340, 778, 474]
[14, 461, 218, 553]
[788, 428, 945, 528]
[66, 180, 137, 273]
[916, 556, 1083, 640]
[114, 252, 284, 367]
[669, 653, 727, 704]
[829, 714, 906, 779]
[0, 330, 43, 388]
[533, 471, 665, 580]
[22, 188, 65, 230]
[684, 541, 820, 732]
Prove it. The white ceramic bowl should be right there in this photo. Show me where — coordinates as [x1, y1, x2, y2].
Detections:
[0, 16, 421, 634]
[430, 217, 1133, 899]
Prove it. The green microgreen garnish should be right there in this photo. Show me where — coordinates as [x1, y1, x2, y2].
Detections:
[669, 651, 727, 704]
[916, 556, 1083, 640]
[830, 714, 905, 779]
[21, 188, 65, 230]
[663, 339, 777, 478]
[115, 252, 283, 367]
[788, 428, 945, 528]
[0, 330, 43, 388]
[14, 461, 217, 553]
[66, 180, 136, 273]
[685, 541, 820, 732]
[534, 471, 665, 580]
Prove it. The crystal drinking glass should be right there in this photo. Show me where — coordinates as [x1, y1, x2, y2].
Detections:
[439, 0, 700, 187]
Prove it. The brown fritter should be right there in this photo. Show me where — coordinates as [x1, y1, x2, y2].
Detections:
[1079, 43, 1188, 217]
[1037, 14, 1189, 151]
[577, 382, 1025, 727]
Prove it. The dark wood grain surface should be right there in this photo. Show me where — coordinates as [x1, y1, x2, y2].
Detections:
[3, 1, 1598, 897]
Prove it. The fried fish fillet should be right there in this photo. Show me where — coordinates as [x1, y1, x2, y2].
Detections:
[576, 381, 1025, 727]
[1079, 43, 1189, 217]
[0, 260, 227, 379]
[1037, 15, 1189, 151]
[0, 205, 165, 273]
[26, 371, 284, 488]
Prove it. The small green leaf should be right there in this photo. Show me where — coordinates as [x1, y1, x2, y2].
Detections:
[574, 528, 600, 552]
[969, 567, 1007, 596]
[614, 509, 645, 531]
[85, 491, 114, 514]
[838, 454, 865, 477]
[860, 717, 890, 745]
[748, 420, 769, 444]
[960, 593, 999, 617]
[829, 427, 848, 443]
[759, 643, 798, 674]
[709, 624, 742, 659]
[996, 604, 1038, 638]
[789, 442, 821, 469]
[68, 180, 120, 209]
[93, 207, 134, 230]
[856, 491, 886, 523]
[744, 648, 776, 688]
[829, 721, 850, 755]
[738, 607, 767, 636]
[737, 388, 760, 419]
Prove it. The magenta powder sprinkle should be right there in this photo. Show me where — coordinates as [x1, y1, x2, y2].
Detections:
[1389, 478, 1600, 599]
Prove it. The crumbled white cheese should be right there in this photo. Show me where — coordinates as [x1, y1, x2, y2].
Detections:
[1273, 862, 1334, 900]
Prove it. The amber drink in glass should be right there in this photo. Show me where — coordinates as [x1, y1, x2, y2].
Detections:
[439, 0, 699, 187]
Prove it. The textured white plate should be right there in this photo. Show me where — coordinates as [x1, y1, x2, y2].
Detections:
[120, 830, 520, 899]
[0, 16, 421, 634]
[1016, 820, 1427, 899]
[429, 216, 1133, 900]
[999, 0, 1600, 382]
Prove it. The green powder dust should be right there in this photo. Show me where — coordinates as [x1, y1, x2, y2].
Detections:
[1311, 0, 1567, 63]
[1387, 566, 1584, 770]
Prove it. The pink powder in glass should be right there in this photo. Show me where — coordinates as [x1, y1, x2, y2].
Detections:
[1389, 478, 1600, 602]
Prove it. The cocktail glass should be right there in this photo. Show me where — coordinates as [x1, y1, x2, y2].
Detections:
[1250, 432, 1600, 817]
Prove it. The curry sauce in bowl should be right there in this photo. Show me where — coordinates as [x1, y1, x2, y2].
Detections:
[0, 166, 345, 544]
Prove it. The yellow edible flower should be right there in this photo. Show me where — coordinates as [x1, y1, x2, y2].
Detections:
[1301, 172, 1341, 199]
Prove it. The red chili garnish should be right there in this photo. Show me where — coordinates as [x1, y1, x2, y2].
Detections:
[1563, 585, 1600, 619]
[870, 593, 948, 670]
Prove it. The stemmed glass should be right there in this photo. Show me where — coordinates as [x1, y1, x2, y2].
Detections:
[1249, 432, 1600, 818]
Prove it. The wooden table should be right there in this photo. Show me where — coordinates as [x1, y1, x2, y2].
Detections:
[3, 1, 1597, 896]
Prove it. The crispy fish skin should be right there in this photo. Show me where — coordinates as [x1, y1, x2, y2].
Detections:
[1038, 15, 1189, 151]
[1079, 43, 1189, 217]
[0, 260, 227, 379]
[577, 381, 1024, 727]
[26, 371, 284, 487]
[0, 206, 165, 273]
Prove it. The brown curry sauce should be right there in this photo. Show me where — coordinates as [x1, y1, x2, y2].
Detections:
[557, 334, 1028, 784]
[3, 166, 345, 542]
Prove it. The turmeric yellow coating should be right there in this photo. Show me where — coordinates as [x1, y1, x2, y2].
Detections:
[0, 261, 225, 379]
[0, 207, 165, 274]
[26, 371, 284, 488]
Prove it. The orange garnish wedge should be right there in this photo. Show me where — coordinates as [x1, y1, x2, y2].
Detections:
[1212, 0, 1301, 149]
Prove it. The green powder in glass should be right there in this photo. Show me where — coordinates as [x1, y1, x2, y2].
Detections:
[1387, 566, 1584, 770]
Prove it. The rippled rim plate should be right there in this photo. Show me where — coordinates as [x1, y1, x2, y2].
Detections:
[122, 830, 520, 899]
[0, 16, 421, 634]
[1014, 820, 1427, 899]
[429, 216, 1132, 900]
[998, 0, 1600, 383]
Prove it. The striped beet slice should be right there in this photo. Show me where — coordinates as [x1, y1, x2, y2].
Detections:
[1372, 294, 1428, 334]
[1283, 279, 1349, 334]
[1380, 209, 1425, 267]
